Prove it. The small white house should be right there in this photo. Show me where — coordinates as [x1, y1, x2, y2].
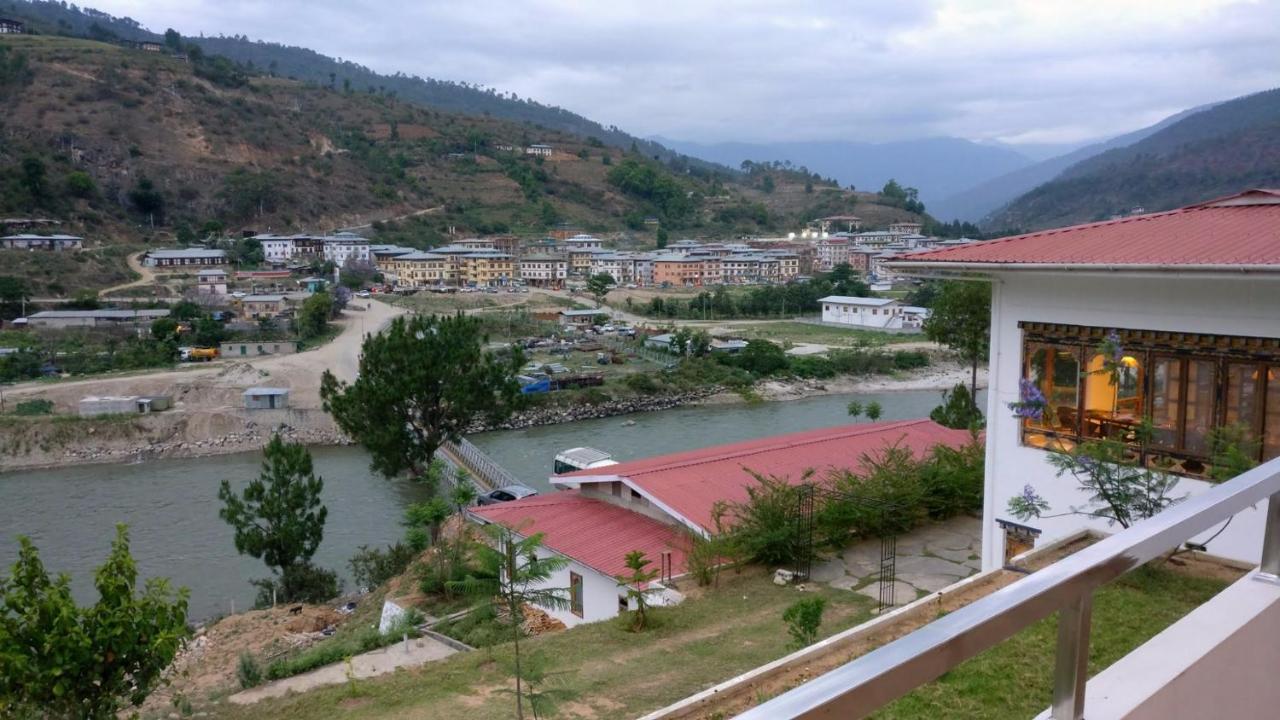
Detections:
[890, 188, 1280, 570]
[820, 295, 909, 329]
[196, 268, 228, 295]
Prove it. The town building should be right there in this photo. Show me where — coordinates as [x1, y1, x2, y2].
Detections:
[253, 233, 370, 266]
[387, 251, 449, 288]
[888, 221, 923, 235]
[820, 296, 920, 329]
[242, 387, 289, 410]
[24, 309, 171, 329]
[0, 17, 25, 33]
[889, 188, 1280, 570]
[520, 255, 568, 289]
[567, 246, 606, 276]
[815, 237, 851, 271]
[563, 234, 604, 251]
[237, 294, 289, 320]
[653, 254, 720, 287]
[1, 234, 83, 251]
[558, 308, 605, 327]
[471, 420, 970, 627]
[220, 340, 299, 358]
[195, 268, 228, 295]
[525, 144, 553, 157]
[143, 248, 228, 268]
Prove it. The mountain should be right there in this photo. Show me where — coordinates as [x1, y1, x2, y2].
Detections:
[930, 106, 1213, 222]
[1, 0, 724, 174]
[657, 136, 1034, 207]
[988, 88, 1280, 230]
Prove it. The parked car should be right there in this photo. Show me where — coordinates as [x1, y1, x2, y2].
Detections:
[476, 484, 539, 505]
[356, 290, 371, 298]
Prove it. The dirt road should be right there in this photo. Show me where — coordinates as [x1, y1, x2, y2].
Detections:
[99, 251, 157, 296]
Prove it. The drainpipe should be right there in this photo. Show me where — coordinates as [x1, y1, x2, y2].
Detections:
[981, 276, 1006, 571]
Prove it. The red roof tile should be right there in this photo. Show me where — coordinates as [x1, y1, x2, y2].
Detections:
[894, 189, 1280, 269]
[470, 492, 687, 579]
[556, 419, 972, 532]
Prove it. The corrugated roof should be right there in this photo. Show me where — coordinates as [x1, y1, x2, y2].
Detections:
[470, 492, 687, 578]
[894, 189, 1280, 269]
[820, 296, 896, 306]
[557, 419, 971, 532]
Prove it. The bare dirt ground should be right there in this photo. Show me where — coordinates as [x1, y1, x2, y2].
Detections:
[99, 250, 155, 296]
[0, 300, 406, 471]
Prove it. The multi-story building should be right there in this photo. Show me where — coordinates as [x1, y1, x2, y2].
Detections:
[562, 234, 603, 251]
[456, 238, 496, 251]
[387, 252, 449, 287]
[519, 255, 568, 289]
[652, 254, 721, 287]
[253, 233, 370, 266]
[815, 237, 852, 271]
[459, 251, 515, 287]
[568, 247, 605, 277]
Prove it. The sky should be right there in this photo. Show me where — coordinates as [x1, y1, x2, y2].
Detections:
[92, 0, 1280, 148]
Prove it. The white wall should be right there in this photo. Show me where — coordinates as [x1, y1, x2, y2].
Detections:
[821, 302, 903, 329]
[525, 547, 682, 628]
[982, 272, 1280, 570]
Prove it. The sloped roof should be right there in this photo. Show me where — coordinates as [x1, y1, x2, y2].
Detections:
[470, 492, 687, 579]
[820, 296, 897, 306]
[892, 189, 1280, 271]
[555, 419, 971, 533]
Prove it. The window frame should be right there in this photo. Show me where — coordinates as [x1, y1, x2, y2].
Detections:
[569, 571, 584, 618]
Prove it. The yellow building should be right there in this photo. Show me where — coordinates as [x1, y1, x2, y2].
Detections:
[388, 252, 449, 287]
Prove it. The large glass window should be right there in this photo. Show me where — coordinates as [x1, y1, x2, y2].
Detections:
[1025, 343, 1080, 435]
[1150, 356, 1182, 450]
[1020, 325, 1280, 477]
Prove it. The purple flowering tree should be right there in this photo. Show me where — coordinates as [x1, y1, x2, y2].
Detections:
[1007, 378, 1047, 421]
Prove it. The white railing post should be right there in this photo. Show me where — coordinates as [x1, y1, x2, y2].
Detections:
[1051, 593, 1092, 720]
[1257, 494, 1280, 583]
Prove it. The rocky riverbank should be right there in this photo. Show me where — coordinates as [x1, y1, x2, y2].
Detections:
[468, 388, 721, 432]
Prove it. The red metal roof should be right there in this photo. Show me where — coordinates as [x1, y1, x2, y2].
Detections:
[895, 189, 1280, 269]
[470, 492, 688, 579]
[558, 419, 972, 532]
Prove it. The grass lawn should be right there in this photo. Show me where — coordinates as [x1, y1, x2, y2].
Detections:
[870, 566, 1230, 719]
[728, 321, 923, 347]
[207, 569, 876, 719]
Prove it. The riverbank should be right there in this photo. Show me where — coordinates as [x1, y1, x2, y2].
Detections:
[0, 361, 985, 473]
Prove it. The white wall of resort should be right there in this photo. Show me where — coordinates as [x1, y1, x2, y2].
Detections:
[982, 271, 1280, 571]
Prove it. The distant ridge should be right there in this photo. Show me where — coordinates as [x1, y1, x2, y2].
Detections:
[988, 88, 1280, 230]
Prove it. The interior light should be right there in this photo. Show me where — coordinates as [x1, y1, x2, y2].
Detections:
[1121, 356, 1139, 368]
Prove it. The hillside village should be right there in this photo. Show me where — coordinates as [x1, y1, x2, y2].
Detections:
[2, 3, 1280, 720]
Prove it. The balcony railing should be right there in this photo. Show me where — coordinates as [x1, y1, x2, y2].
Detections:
[736, 455, 1280, 720]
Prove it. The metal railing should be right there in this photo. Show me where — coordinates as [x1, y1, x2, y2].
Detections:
[442, 438, 520, 492]
[737, 456, 1280, 720]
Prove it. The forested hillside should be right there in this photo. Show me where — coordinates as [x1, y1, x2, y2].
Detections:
[0, 0, 719, 172]
[989, 88, 1280, 230]
[0, 34, 930, 255]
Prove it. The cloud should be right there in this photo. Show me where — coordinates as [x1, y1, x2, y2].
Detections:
[93, 0, 1280, 146]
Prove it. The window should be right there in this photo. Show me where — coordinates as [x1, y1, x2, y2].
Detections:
[1019, 323, 1280, 474]
[570, 572, 583, 617]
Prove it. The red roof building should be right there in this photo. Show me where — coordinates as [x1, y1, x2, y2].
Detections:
[470, 492, 688, 578]
[890, 189, 1280, 272]
[554, 419, 972, 534]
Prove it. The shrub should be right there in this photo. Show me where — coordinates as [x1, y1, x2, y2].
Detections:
[265, 626, 387, 681]
[251, 563, 341, 608]
[623, 372, 661, 395]
[237, 652, 263, 689]
[892, 350, 930, 370]
[576, 388, 612, 405]
[788, 356, 835, 379]
[919, 437, 985, 519]
[734, 339, 788, 376]
[782, 596, 826, 648]
[348, 543, 417, 590]
[721, 471, 811, 566]
[13, 399, 53, 416]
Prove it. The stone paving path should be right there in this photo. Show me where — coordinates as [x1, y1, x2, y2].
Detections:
[810, 515, 983, 606]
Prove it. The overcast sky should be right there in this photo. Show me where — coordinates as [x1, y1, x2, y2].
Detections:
[94, 0, 1280, 147]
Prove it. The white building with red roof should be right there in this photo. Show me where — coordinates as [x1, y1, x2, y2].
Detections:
[889, 189, 1280, 570]
[469, 419, 971, 626]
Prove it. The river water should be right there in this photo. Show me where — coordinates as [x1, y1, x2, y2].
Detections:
[0, 389, 975, 620]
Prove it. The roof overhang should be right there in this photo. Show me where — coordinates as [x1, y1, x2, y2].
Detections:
[885, 260, 1280, 281]
[549, 474, 709, 538]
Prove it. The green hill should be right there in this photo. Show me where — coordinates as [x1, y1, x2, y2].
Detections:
[989, 88, 1280, 230]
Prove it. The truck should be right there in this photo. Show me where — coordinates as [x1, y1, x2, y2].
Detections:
[181, 347, 219, 362]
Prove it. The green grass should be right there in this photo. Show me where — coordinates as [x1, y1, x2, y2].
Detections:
[729, 321, 922, 347]
[870, 566, 1229, 719]
[206, 571, 875, 719]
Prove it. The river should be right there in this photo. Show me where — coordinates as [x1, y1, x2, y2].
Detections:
[0, 389, 976, 620]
